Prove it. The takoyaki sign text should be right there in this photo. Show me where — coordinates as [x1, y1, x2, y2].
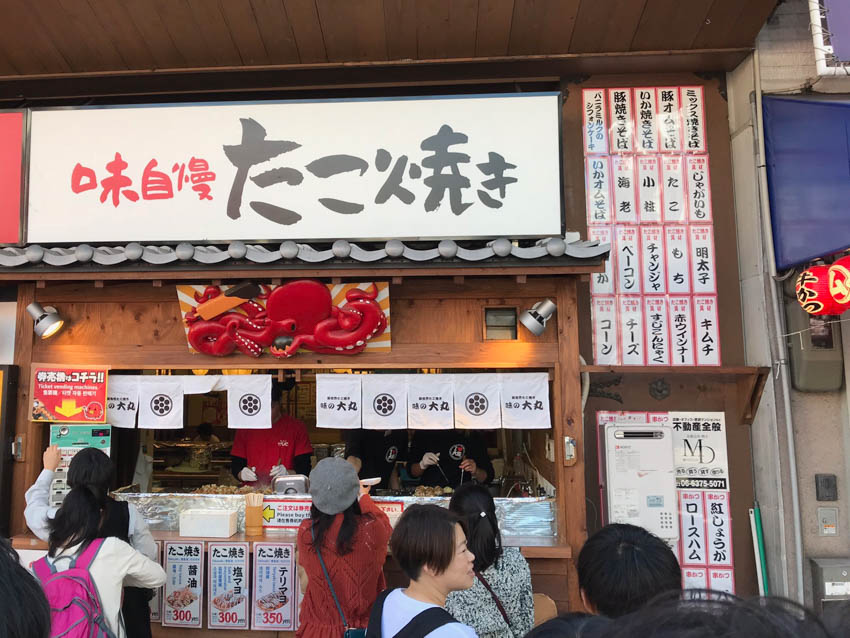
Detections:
[31, 365, 108, 423]
[208, 543, 249, 629]
[27, 94, 561, 243]
[252, 543, 297, 631]
[163, 542, 204, 628]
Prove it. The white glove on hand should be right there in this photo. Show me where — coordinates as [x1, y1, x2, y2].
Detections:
[270, 464, 288, 478]
[239, 466, 258, 482]
[420, 452, 440, 469]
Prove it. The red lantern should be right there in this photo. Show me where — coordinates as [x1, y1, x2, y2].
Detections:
[828, 256, 850, 307]
[796, 265, 845, 315]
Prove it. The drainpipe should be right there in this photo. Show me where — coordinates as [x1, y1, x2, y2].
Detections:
[809, 0, 848, 77]
[751, 48, 806, 603]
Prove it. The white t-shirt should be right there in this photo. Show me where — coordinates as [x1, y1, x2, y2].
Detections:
[381, 589, 478, 638]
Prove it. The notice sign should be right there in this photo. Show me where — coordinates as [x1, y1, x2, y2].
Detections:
[670, 412, 729, 491]
[31, 366, 108, 423]
[163, 542, 204, 628]
[208, 543, 249, 629]
[252, 543, 297, 631]
[262, 498, 312, 530]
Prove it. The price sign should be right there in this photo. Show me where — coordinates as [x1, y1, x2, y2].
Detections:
[31, 365, 108, 423]
[208, 543, 249, 629]
[150, 542, 162, 623]
[252, 543, 297, 631]
[163, 542, 204, 628]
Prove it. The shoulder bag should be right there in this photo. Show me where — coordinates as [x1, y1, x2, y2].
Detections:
[476, 571, 512, 627]
[312, 524, 366, 638]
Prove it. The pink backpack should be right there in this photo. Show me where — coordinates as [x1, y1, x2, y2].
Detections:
[32, 538, 117, 638]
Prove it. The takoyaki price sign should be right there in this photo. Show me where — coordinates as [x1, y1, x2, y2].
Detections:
[252, 543, 297, 631]
[31, 365, 108, 423]
[208, 543, 249, 629]
[163, 542, 204, 628]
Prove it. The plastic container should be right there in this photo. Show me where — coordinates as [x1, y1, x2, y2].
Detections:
[178, 509, 237, 538]
[245, 505, 264, 536]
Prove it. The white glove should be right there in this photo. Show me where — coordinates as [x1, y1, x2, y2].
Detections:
[239, 466, 257, 482]
[419, 452, 440, 469]
[270, 464, 288, 478]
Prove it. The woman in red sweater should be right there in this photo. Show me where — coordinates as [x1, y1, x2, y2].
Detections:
[297, 457, 392, 638]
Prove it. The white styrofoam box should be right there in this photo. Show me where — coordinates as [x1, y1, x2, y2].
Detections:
[179, 509, 237, 538]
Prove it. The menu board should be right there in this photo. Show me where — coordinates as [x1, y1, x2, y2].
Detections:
[163, 542, 204, 628]
[252, 543, 298, 631]
[208, 543, 249, 630]
[583, 85, 719, 367]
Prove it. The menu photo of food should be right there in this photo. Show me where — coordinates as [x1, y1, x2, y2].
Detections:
[166, 587, 198, 610]
[256, 589, 288, 612]
[212, 589, 246, 611]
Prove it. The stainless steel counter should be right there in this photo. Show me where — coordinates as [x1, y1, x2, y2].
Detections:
[115, 493, 557, 538]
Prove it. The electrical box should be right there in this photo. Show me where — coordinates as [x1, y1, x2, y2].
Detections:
[604, 423, 678, 542]
[784, 279, 844, 392]
[811, 557, 850, 614]
[816, 474, 838, 501]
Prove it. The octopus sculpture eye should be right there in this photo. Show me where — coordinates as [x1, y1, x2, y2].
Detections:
[290, 323, 297, 332]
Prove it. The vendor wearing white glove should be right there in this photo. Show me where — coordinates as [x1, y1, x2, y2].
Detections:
[409, 430, 494, 488]
[231, 381, 313, 484]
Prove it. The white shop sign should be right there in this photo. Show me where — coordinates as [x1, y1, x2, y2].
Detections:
[27, 94, 562, 243]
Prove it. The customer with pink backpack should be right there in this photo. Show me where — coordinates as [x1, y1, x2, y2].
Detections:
[31, 454, 165, 638]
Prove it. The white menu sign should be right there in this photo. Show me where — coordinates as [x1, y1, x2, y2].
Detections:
[163, 542, 204, 628]
[634, 88, 659, 153]
[592, 296, 619, 365]
[612, 155, 637, 223]
[583, 89, 609, 155]
[645, 296, 670, 366]
[669, 296, 695, 366]
[252, 543, 298, 631]
[618, 296, 645, 366]
[208, 543, 249, 629]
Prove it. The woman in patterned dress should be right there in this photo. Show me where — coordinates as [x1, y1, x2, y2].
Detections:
[445, 484, 534, 638]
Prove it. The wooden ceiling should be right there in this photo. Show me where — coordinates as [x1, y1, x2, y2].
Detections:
[0, 0, 777, 76]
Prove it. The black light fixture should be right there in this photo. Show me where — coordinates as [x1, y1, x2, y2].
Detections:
[519, 299, 557, 336]
[26, 302, 64, 339]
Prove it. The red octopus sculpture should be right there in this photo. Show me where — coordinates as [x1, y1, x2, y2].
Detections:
[185, 280, 387, 358]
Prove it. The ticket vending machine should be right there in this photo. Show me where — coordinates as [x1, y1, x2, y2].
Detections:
[48, 424, 112, 506]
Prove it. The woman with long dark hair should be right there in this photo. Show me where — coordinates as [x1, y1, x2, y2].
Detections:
[26, 447, 165, 638]
[0, 536, 51, 638]
[296, 457, 392, 638]
[445, 484, 534, 638]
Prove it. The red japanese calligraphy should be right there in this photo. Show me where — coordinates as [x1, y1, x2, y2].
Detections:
[99, 152, 139, 206]
[141, 159, 173, 200]
[71, 163, 97, 194]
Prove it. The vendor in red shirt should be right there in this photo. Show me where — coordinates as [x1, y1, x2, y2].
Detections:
[230, 380, 313, 484]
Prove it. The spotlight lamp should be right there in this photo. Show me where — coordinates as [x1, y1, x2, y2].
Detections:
[26, 302, 64, 339]
[519, 299, 557, 336]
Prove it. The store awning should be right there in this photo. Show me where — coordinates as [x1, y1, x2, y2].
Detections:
[763, 95, 850, 270]
[0, 0, 777, 100]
